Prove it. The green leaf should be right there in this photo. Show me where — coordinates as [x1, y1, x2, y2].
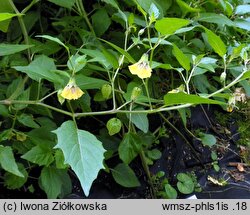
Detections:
[6, 77, 23, 99]
[92, 9, 111, 37]
[13, 88, 30, 110]
[101, 0, 127, 22]
[36, 35, 69, 53]
[229, 44, 247, 62]
[0, 44, 34, 56]
[128, 111, 149, 133]
[4, 163, 28, 189]
[148, 3, 160, 19]
[204, 28, 226, 58]
[55, 149, 69, 169]
[234, 18, 250, 31]
[164, 184, 178, 199]
[13, 55, 63, 83]
[101, 0, 119, 9]
[0, 0, 14, 32]
[176, 0, 200, 16]
[164, 92, 225, 106]
[0, 104, 9, 117]
[178, 108, 189, 126]
[213, 164, 220, 172]
[0, 13, 18, 22]
[75, 74, 108, 90]
[39, 166, 72, 199]
[147, 149, 162, 160]
[67, 54, 87, 73]
[199, 132, 217, 147]
[111, 163, 140, 187]
[106, 118, 122, 136]
[0, 145, 24, 177]
[177, 173, 194, 194]
[48, 0, 76, 9]
[197, 13, 235, 26]
[235, 5, 250, 15]
[21, 145, 54, 166]
[193, 74, 215, 93]
[102, 49, 119, 69]
[17, 113, 40, 128]
[155, 18, 190, 35]
[53, 120, 106, 196]
[211, 151, 218, 160]
[118, 132, 142, 164]
[81, 49, 113, 68]
[241, 70, 250, 81]
[172, 44, 191, 71]
[99, 39, 136, 63]
[135, 0, 166, 18]
[0, 129, 14, 142]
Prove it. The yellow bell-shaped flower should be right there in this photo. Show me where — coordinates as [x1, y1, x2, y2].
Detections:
[128, 54, 152, 79]
[61, 78, 84, 100]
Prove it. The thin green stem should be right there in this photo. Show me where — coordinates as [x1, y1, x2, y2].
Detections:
[68, 101, 76, 124]
[139, 150, 156, 198]
[8, 76, 29, 100]
[159, 113, 204, 166]
[36, 80, 41, 100]
[39, 91, 58, 102]
[8, 0, 31, 61]
[77, 0, 96, 36]
[128, 102, 133, 132]
[116, 100, 131, 110]
[11, 111, 18, 130]
[21, 0, 40, 14]
[142, 79, 152, 110]
[206, 68, 246, 98]
[0, 66, 247, 119]
[186, 64, 198, 94]
[111, 25, 130, 109]
[144, 15, 152, 49]
[0, 99, 73, 117]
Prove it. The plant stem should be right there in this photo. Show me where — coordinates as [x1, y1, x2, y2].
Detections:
[0, 66, 247, 118]
[142, 79, 152, 110]
[159, 113, 204, 166]
[128, 102, 133, 132]
[186, 64, 198, 94]
[68, 101, 76, 124]
[111, 25, 130, 109]
[77, 0, 96, 36]
[8, 76, 29, 100]
[8, 0, 31, 62]
[0, 99, 73, 117]
[21, 0, 40, 14]
[139, 150, 156, 198]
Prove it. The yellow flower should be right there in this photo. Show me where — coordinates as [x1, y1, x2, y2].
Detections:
[61, 78, 84, 100]
[128, 54, 152, 79]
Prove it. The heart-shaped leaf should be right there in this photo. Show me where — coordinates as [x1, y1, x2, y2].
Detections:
[53, 120, 106, 196]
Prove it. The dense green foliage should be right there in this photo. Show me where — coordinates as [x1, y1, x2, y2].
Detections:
[0, 0, 249, 198]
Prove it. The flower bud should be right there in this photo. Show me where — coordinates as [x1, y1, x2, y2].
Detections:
[138, 28, 145, 36]
[220, 71, 226, 83]
[101, 84, 112, 100]
[227, 95, 236, 112]
[131, 87, 142, 101]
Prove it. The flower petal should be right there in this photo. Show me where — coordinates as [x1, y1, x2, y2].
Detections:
[137, 67, 152, 79]
[61, 86, 84, 100]
[128, 61, 152, 79]
[128, 63, 140, 75]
